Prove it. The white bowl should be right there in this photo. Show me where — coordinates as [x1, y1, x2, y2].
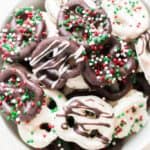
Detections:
[0, 0, 149, 150]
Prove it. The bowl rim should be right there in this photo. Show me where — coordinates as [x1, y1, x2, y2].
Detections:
[0, 0, 149, 150]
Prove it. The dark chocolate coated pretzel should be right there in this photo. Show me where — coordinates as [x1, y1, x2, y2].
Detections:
[97, 79, 132, 100]
[82, 37, 137, 88]
[30, 36, 84, 89]
[0, 65, 44, 122]
[57, 0, 111, 47]
[0, 7, 47, 61]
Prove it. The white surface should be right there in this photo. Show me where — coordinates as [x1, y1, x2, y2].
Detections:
[0, 0, 149, 150]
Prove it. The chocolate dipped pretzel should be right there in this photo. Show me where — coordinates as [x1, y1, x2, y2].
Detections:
[0, 7, 47, 62]
[101, 0, 150, 41]
[82, 37, 137, 88]
[65, 78, 132, 101]
[97, 79, 132, 100]
[55, 95, 114, 150]
[57, 0, 111, 47]
[17, 89, 67, 148]
[0, 65, 44, 123]
[114, 90, 148, 139]
[30, 36, 84, 89]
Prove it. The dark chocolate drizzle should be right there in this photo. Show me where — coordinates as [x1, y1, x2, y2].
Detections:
[57, 98, 113, 145]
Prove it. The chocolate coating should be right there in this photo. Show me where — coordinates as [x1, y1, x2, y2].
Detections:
[97, 79, 132, 100]
[131, 72, 150, 95]
[0, 65, 44, 122]
[30, 36, 84, 89]
[55, 96, 114, 149]
[0, 7, 47, 61]
[66, 79, 132, 101]
[130, 73, 150, 108]
[45, 138, 125, 150]
[82, 37, 137, 88]
[57, 0, 111, 47]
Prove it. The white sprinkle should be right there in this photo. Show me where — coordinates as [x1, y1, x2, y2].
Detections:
[58, 144, 61, 147]
[96, 76, 100, 79]
[2, 28, 8, 32]
[23, 24, 27, 28]
[116, 53, 120, 57]
[10, 51, 15, 55]
[16, 77, 21, 82]
[11, 99, 17, 104]
[24, 57, 28, 61]
[16, 118, 20, 122]
[32, 27, 36, 31]
[100, 71, 103, 74]
[18, 89, 23, 93]
[112, 141, 116, 146]
[27, 74, 31, 78]
[6, 58, 13, 63]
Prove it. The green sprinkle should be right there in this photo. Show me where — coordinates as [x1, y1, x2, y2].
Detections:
[16, 19, 24, 25]
[103, 57, 110, 63]
[135, 118, 139, 123]
[33, 15, 42, 21]
[105, 75, 112, 80]
[112, 134, 115, 139]
[76, 27, 80, 32]
[21, 94, 30, 102]
[127, 49, 133, 57]
[37, 101, 41, 107]
[52, 129, 56, 133]
[117, 115, 120, 119]
[75, 6, 83, 14]
[27, 139, 34, 144]
[6, 116, 11, 121]
[2, 43, 12, 52]
[139, 103, 144, 108]
[36, 8, 41, 13]
[82, 50, 87, 56]
[120, 123, 124, 127]
[0, 95, 5, 101]
[139, 124, 144, 128]
[107, 4, 111, 7]
[121, 113, 125, 117]
[58, 94, 63, 99]
[7, 34, 13, 40]
[15, 7, 32, 16]
[50, 107, 58, 113]
[63, 19, 70, 25]
[11, 111, 18, 120]
[30, 131, 34, 135]
[114, 7, 120, 15]
[116, 47, 121, 52]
